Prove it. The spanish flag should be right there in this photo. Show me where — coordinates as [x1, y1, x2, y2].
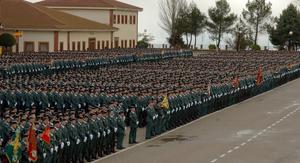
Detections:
[256, 66, 263, 85]
[28, 124, 38, 162]
[160, 95, 170, 109]
[5, 127, 22, 163]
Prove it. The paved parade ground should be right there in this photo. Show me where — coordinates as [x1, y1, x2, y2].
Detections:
[95, 78, 300, 163]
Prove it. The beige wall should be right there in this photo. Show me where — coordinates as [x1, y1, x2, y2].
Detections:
[58, 31, 68, 51]
[112, 10, 138, 48]
[7, 30, 112, 52]
[59, 9, 110, 25]
[69, 31, 112, 50]
[52, 8, 139, 48]
[18, 31, 54, 52]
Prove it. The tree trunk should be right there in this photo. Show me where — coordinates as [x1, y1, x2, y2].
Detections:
[194, 34, 197, 49]
[254, 12, 260, 45]
[189, 33, 193, 48]
[185, 33, 188, 45]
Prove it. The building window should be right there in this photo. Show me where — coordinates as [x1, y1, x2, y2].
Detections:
[77, 41, 81, 51]
[60, 42, 64, 51]
[82, 41, 86, 51]
[121, 40, 124, 48]
[24, 41, 34, 52]
[133, 40, 136, 48]
[129, 40, 132, 48]
[125, 15, 128, 24]
[106, 40, 109, 48]
[133, 16, 136, 24]
[39, 42, 49, 52]
[117, 15, 120, 24]
[125, 40, 127, 48]
[102, 41, 105, 49]
[130, 16, 132, 24]
[72, 42, 76, 51]
[121, 15, 124, 24]
[114, 15, 116, 24]
[97, 41, 100, 50]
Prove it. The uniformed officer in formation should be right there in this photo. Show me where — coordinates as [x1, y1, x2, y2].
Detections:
[0, 49, 299, 163]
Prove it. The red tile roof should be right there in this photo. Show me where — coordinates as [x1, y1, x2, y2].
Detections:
[36, 0, 143, 11]
[0, 0, 117, 31]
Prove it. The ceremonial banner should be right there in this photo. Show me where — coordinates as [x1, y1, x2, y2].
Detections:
[5, 127, 22, 163]
[256, 66, 263, 85]
[160, 95, 169, 109]
[41, 126, 51, 145]
[28, 124, 38, 162]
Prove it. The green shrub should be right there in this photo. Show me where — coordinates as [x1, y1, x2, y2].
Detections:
[208, 44, 217, 50]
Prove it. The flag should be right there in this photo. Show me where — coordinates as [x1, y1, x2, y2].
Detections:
[41, 125, 51, 145]
[207, 83, 212, 96]
[256, 66, 263, 85]
[28, 124, 38, 162]
[160, 95, 169, 109]
[5, 127, 22, 163]
[0, 46, 2, 57]
[232, 77, 239, 88]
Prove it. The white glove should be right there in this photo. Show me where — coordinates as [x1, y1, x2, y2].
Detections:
[48, 103, 50, 107]
[97, 132, 100, 138]
[136, 121, 139, 125]
[67, 141, 70, 146]
[54, 146, 58, 152]
[61, 142, 64, 149]
[84, 137, 87, 142]
[142, 108, 145, 111]
[43, 153, 47, 158]
[90, 134, 93, 140]
[50, 148, 54, 154]
[114, 128, 117, 132]
[76, 139, 80, 145]
[103, 131, 106, 137]
[152, 116, 155, 120]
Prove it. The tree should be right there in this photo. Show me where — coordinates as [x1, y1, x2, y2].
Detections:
[226, 18, 253, 51]
[242, 0, 272, 45]
[0, 33, 16, 54]
[137, 31, 154, 48]
[207, 0, 237, 49]
[159, 0, 185, 38]
[176, 2, 206, 48]
[269, 4, 300, 50]
[189, 3, 207, 49]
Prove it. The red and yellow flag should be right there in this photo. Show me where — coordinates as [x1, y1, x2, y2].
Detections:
[41, 126, 51, 145]
[256, 66, 263, 85]
[28, 124, 37, 162]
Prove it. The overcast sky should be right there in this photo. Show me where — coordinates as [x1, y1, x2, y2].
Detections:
[29, 0, 295, 48]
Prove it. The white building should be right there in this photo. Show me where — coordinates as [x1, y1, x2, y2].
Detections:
[37, 0, 142, 49]
[0, 0, 142, 53]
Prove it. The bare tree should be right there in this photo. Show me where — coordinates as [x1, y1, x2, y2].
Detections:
[159, 0, 185, 36]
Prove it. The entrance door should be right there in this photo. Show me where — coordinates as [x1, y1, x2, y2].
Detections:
[88, 38, 96, 50]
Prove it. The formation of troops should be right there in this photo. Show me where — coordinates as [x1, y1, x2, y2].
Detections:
[0, 48, 300, 163]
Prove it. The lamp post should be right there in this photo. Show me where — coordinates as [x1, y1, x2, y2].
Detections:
[289, 31, 293, 51]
